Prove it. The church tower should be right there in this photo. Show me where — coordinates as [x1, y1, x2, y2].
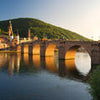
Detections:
[10, 32, 14, 42]
[8, 20, 13, 37]
[28, 28, 31, 40]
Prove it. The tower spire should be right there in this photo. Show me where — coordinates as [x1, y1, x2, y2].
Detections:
[8, 20, 13, 37]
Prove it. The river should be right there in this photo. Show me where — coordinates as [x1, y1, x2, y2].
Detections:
[0, 52, 92, 100]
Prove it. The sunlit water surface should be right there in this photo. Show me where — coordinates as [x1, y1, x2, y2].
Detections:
[0, 52, 92, 100]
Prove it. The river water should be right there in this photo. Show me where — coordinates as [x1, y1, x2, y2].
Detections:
[0, 52, 92, 100]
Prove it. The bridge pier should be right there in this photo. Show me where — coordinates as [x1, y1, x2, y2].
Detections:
[91, 43, 100, 65]
[59, 48, 65, 59]
[91, 52, 100, 65]
[29, 43, 33, 55]
[21, 44, 24, 54]
[40, 41, 46, 57]
[59, 41, 66, 59]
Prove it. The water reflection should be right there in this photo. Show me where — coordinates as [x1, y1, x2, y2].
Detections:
[0, 52, 91, 80]
[23, 54, 29, 65]
[8, 54, 15, 76]
[75, 52, 91, 76]
[33, 55, 40, 68]
[0, 53, 92, 100]
[65, 59, 76, 71]
[65, 59, 80, 77]
[65, 52, 91, 76]
[0, 53, 8, 67]
[45, 56, 58, 73]
[15, 53, 21, 73]
[8, 53, 21, 76]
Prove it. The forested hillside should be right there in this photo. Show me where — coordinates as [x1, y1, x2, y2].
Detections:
[0, 18, 90, 40]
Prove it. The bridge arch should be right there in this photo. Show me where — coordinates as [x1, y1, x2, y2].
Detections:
[45, 56, 58, 73]
[65, 45, 91, 75]
[65, 45, 91, 60]
[45, 43, 58, 56]
[33, 44, 40, 55]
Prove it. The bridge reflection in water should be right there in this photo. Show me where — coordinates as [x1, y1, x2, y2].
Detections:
[33, 44, 40, 55]
[45, 56, 58, 73]
[0, 52, 92, 81]
[33, 55, 40, 68]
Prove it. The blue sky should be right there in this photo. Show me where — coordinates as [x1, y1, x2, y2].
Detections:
[0, 0, 100, 40]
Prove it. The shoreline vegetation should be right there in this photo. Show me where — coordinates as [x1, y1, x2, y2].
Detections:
[88, 65, 100, 100]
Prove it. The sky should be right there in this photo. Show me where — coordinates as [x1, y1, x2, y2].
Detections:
[0, 0, 100, 40]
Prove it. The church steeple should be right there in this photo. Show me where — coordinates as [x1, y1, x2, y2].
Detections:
[8, 20, 13, 37]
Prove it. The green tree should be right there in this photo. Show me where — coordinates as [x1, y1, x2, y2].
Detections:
[0, 28, 1, 33]
[88, 65, 100, 100]
[0, 18, 91, 40]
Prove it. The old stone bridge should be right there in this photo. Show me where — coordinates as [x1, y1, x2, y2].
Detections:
[13, 40, 100, 65]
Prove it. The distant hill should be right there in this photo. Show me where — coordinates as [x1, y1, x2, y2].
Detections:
[0, 18, 90, 40]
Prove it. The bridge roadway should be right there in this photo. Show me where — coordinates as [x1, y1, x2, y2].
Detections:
[2, 40, 100, 65]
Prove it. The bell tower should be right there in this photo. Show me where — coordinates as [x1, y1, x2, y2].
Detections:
[8, 20, 13, 37]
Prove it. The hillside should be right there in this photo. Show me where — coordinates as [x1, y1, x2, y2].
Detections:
[0, 18, 90, 40]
